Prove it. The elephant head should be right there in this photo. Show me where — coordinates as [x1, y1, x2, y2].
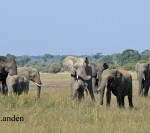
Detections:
[90, 62, 109, 93]
[63, 56, 91, 80]
[0, 56, 17, 76]
[135, 63, 150, 96]
[17, 67, 42, 98]
[98, 69, 121, 105]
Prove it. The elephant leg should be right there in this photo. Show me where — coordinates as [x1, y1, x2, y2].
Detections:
[23, 83, 29, 95]
[128, 95, 133, 108]
[2, 83, 5, 94]
[78, 88, 84, 100]
[116, 87, 124, 108]
[73, 90, 78, 99]
[122, 96, 125, 108]
[87, 82, 96, 101]
[106, 90, 111, 106]
[7, 86, 13, 96]
[116, 95, 123, 108]
[2, 81, 8, 95]
[92, 78, 96, 93]
[144, 82, 150, 97]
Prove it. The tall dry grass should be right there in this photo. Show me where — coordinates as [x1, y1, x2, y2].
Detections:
[0, 72, 150, 133]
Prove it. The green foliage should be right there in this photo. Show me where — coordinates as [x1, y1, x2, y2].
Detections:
[6, 54, 16, 59]
[120, 63, 136, 70]
[140, 50, 150, 60]
[5, 49, 150, 72]
[93, 52, 103, 60]
[117, 49, 141, 65]
[101, 55, 114, 65]
[49, 62, 62, 73]
[42, 53, 53, 62]
[16, 56, 31, 67]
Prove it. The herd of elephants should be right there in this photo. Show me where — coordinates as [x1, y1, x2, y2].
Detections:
[0, 55, 150, 108]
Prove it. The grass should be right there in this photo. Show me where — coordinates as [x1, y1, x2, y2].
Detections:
[0, 72, 150, 133]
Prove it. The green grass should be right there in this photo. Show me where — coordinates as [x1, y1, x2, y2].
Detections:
[0, 72, 150, 133]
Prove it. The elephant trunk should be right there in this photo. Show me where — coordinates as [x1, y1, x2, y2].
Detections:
[76, 67, 91, 81]
[99, 79, 107, 105]
[35, 80, 42, 98]
[37, 86, 41, 99]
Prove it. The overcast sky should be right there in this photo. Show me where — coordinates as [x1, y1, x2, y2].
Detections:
[0, 0, 150, 56]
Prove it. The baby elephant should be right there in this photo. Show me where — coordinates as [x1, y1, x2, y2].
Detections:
[72, 78, 88, 100]
[97, 69, 133, 108]
[6, 75, 29, 95]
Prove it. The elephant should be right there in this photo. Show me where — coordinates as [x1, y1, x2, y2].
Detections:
[17, 67, 42, 98]
[63, 56, 95, 101]
[90, 62, 109, 93]
[72, 77, 88, 100]
[97, 69, 133, 108]
[0, 56, 17, 94]
[135, 63, 150, 96]
[6, 75, 29, 95]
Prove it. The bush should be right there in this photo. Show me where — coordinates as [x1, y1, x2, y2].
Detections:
[49, 62, 62, 73]
[120, 63, 135, 70]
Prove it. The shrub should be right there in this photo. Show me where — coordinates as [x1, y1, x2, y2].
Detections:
[120, 63, 135, 70]
[49, 62, 62, 73]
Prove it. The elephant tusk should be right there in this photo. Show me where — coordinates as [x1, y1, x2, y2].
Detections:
[96, 74, 99, 79]
[36, 83, 43, 87]
[8, 75, 12, 79]
[76, 74, 79, 80]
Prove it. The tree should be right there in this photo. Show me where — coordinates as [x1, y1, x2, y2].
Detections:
[49, 62, 62, 73]
[16, 56, 31, 67]
[42, 53, 53, 62]
[6, 54, 16, 59]
[118, 49, 141, 65]
[141, 50, 150, 61]
[93, 52, 103, 60]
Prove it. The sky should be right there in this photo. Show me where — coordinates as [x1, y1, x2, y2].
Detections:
[0, 0, 150, 56]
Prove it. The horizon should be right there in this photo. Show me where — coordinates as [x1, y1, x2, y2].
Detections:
[3, 48, 149, 56]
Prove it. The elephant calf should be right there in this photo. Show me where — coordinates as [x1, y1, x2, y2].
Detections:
[6, 75, 29, 95]
[72, 78, 88, 100]
[97, 69, 133, 108]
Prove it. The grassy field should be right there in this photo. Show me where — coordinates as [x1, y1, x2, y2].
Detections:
[0, 72, 150, 133]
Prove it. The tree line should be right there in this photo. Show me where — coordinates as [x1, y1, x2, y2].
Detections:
[6, 49, 150, 73]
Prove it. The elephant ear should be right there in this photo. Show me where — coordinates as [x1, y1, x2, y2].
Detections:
[30, 69, 37, 78]
[62, 56, 78, 72]
[146, 63, 150, 71]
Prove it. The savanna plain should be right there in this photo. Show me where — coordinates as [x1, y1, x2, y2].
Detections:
[0, 72, 150, 133]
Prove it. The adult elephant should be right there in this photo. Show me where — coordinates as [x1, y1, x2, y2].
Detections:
[90, 62, 109, 93]
[17, 67, 42, 98]
[135, 63, 150, 96]
[0, 56, 17, 94]
[63, 56, 95, 101]
[6, 75, 29, 95]
[97, 69, 133, 108]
